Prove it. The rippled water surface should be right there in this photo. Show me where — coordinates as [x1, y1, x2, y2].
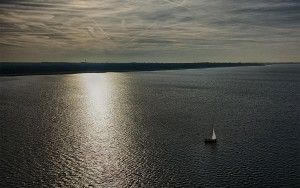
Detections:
[1, 64, 299, 187]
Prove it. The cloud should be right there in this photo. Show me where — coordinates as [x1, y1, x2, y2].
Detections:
[0, 0, 299, 62]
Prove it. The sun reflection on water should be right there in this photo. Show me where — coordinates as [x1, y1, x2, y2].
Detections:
[76, 73, 136, 186]
[80, 73, 114, 118]
[59, 73, 154, 187]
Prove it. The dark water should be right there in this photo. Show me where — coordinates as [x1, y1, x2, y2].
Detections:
[1, 64, 299, 187]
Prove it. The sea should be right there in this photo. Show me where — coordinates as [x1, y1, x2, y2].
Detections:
[1, 64, 299, 187]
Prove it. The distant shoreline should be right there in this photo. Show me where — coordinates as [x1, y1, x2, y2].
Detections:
[0, 62, 264, 76]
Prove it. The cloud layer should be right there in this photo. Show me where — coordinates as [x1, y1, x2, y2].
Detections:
[1, 0, 299, 62]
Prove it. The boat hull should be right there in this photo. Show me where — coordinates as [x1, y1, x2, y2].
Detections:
[204, 139, 217, 143]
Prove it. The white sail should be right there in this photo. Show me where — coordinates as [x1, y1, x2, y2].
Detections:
[212, 128, 216, 140]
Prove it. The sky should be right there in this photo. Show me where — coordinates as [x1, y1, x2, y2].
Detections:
[0, 0, 299, 63]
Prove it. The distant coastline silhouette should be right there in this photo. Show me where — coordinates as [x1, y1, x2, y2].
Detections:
[0, 62, 262, 76]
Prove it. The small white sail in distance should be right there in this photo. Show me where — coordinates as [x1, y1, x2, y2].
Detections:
[212, 128, 216, 140]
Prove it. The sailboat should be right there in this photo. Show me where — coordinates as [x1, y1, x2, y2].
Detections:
[204, 127, 217, 143]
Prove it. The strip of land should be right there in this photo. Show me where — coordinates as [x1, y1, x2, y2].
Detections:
[0, 62, 263, 76]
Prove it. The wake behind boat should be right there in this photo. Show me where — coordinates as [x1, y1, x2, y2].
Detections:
[205, 127, 217, 143]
